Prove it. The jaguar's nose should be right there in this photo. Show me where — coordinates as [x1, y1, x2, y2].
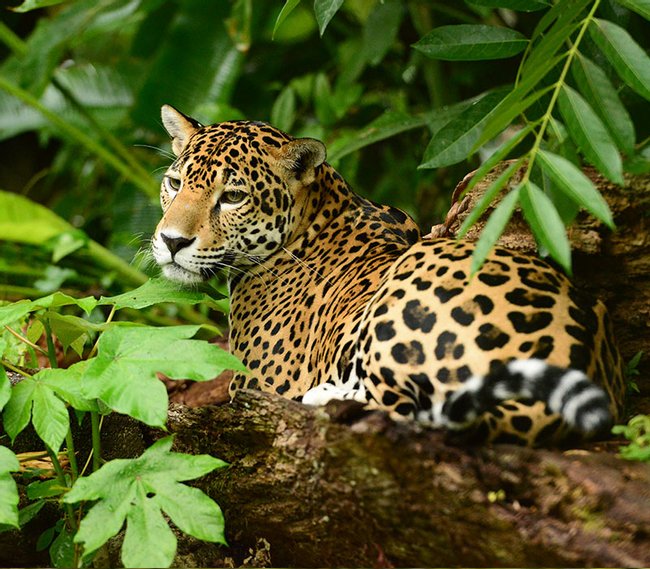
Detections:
[160, 233, 196, 257]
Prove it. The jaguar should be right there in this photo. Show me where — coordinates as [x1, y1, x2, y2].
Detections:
[152, 104, 625, 445]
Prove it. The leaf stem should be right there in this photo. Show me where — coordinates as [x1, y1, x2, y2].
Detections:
[65, 428, 79, 482]
[3, 325, 48, 356]
[45, 445, 78, 532]
[90, 411, 102, 473]
[41, 318, 59, 369]
[523, 0, 601, 183]
[0, 359, 33, 378]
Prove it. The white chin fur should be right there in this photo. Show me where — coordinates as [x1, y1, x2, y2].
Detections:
[161, 263, 204, 285]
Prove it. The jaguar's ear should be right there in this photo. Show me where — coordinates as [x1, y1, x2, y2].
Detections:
[161, 104, 202, 156]
[278, 138, 326, 185]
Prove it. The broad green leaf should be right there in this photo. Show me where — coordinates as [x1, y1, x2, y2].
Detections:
[519, 181, 571, 272]
[81, 326, 246, 427]
[362, 0, 404, 65]
[420, 89, 507, 168]
[537, 150, 614, 228]
[27, 479, 67, 500]
[31, 384, 69, 452]
[43, 313, 96, 357]
[3, 373, 71, 451]
[2, 379, 36, 442]
[572, 54, 635, 154]
[0, 446, 19, 528]
[122, 484, 177, 568]
[457, 158, 526, 239]
[413, 25, 527, 61]
[616, 0, 650, 20]
[270, 86, 296, 132]
[314, 0, 344, 36]
[49, 526, 75, 569]
[153, 482, 225, 543]
[35, 363, 98, 413]
[49, 230, 88, 263]
[467, 0, 549, 10]
[0, 190, 74, 245]
[589, 18, 650, 101]
[0, 292, 98, 328]
[272, 0, 303, 39]
[10, 0, 68, 12]
[65, 437, 227, 562]
[0, 366, 10, 412]
[471, 186, 521, 274]
[558, 84, 623, 185]
[99, 277, 221, 311]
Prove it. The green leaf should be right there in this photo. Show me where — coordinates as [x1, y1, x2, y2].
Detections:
[0, 366, 10, 412]
[0, 292, 98, 329]
[99, 277, 221, 311]
[50, 526, 75, 569]
[328, 110, 436, 163]
[413, 25, 527, 61]
[420, 89, 507, 168]
[80, 326, 246, 427]
[0, 446, 20, 528]
[457, 158, 526, 239]
[558, 84, 623, 185]
[48, 230, 89, 263]
[0, 190, 74, 246]
[471, 186, 521, 274]
[537, 150, 614, 228]
[43, 313, 94, 357]
[519, 181, 572, 273]
[467, 0, 549, 10]
[122, 484, 177, 568]
[35, 363, 98, 413]
[272, 0, 303, 39]
[270, 86, 296, 132]
[616, 0, 650, 20]
[10, 0, 68, 13]
[313, 73, 337, 126]
[27, 479, 67, 500]
[571, 53, 635, 155]
[64, 436, 227, 563]
[362, 0, 404, 66]
[314, 0, 344, 36]
[2, 379, 36, 442]
[31, 383, 69, 452]
[589, 18, 650, 101]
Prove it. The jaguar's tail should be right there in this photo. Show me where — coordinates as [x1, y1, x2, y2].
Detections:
[441, 359, 612, 436]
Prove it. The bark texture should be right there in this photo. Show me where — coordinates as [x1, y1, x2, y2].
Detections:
[157, 390, 650, 568]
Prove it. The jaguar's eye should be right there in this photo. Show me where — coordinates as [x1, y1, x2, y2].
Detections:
[164, 176, 181, 193]
[220, 190, 247, 206]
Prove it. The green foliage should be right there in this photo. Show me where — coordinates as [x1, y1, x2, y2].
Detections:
[613, 415, 650, 462]
[0, 281, 239, 567]
[64, 437, 227, 566]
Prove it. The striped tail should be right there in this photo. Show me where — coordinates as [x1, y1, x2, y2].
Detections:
[441, 359, 612, 437]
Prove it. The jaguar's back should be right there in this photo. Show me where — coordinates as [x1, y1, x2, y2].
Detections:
[152, 105, 625, 445]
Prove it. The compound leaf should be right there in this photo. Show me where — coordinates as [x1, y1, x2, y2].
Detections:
[519, 181, 571, 273]
[0, 446, 20, 528]
[572, 53, 635, 154]
[558, 84, 623, 185]
[413, 25, 527, 61]
[471, 186, 521, 274]
[80, 326, 245, 427]
[537, 149, 614, 228]
[65, 436, 227, 566]
[99, 277, 222, 311]
[589, 18, 650, 101]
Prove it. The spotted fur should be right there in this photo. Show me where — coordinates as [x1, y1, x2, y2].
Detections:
[152, 105, 625, 445]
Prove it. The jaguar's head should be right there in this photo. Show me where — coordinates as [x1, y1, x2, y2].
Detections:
[152, 105, 326, 284]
